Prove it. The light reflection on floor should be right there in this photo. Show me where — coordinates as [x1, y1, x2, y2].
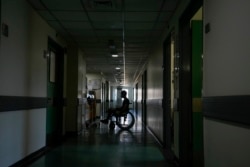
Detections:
[28, 120, 176, 167]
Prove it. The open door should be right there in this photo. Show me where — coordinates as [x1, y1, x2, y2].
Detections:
[46, 37, 64, 146]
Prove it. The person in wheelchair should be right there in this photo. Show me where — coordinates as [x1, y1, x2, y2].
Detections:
[100, 90, 129, 124]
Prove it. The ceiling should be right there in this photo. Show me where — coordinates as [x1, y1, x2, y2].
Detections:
[27, 0, 179, 86]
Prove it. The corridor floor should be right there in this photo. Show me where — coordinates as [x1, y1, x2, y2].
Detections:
[28, 121, 176, 167]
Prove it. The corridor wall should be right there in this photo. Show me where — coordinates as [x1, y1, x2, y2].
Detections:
[145, 0, 191, 147]
[0, 0, 66, 166]
[203, 0, 250, 166]
[65, 46, 87, 135]
[147, 47, 164, 142]
[86, 73, 104, 117]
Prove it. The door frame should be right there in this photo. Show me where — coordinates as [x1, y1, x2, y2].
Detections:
[178, 0, 203, 166]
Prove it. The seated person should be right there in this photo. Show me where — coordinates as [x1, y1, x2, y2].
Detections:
[100, 90, 129, 124]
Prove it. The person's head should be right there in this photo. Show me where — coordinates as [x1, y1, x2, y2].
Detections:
[121, 90, 127, 98]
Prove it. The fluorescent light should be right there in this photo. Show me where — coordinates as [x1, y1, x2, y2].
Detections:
[111, 54, 118, 57]
[115, 67, 120, 70]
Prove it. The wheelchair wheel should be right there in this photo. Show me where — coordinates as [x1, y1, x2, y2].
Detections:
[116, 111, 135, 130]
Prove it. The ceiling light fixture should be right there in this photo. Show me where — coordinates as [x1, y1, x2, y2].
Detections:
[111, 54, 118, 58]
[115, 67, 120, 70]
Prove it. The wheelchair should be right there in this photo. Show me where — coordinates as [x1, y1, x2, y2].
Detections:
[109, 110, 135, 130]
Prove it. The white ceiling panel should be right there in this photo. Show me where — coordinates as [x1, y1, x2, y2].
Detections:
[125, 22, 154, 30]
[28, 0, 180, 86]
[38, 11, 54, 20]
[88, 12, 122, 21]
[124, 0, 165, 11]
[61, 21, 93, 30]
[125, 12, 159, 22]
[52, 11, 88, 21]
[70, 29, 95, 35]
[40, 0, 83, 10]
[92, 21, 123, 29]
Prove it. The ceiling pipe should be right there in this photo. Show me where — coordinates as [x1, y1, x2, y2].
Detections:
[122, 0, 126, 86]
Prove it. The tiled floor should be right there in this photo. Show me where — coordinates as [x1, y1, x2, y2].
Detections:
[28, 120, 176, 167]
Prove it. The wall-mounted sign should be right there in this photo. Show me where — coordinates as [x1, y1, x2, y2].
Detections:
[88, 79, 101, 90]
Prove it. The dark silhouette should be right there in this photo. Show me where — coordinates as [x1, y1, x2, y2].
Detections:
[100, 90, 129, 124]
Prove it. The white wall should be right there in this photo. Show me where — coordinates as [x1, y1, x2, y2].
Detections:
[203, 0, 250, 96]
[78, 50, 87, 98]
[0, 0, 65, 166]
[145, 0, 192, 145]
[86, 73, 104, 117]
[77, 50, 86, 131]
[146, 44, 164, 141]
[203, 0, 250, 166]
[204, 119, 250, 167]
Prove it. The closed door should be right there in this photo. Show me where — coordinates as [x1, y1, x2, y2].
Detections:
[46, 38, 64, 146]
